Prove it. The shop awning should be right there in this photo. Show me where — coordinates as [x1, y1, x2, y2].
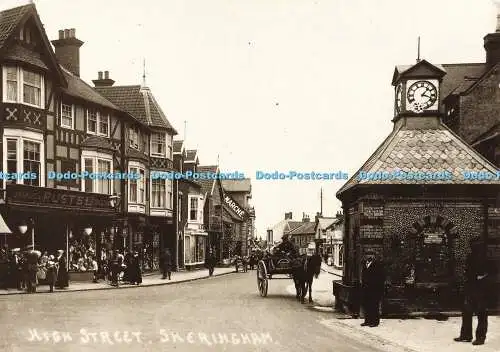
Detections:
[0, 213, 12, 234]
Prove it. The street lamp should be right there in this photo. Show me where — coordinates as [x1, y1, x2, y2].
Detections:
[83, 226, 93, 236]
[18, 219, 34, 249]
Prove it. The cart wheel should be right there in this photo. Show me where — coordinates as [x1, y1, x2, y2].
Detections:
[257, 260, 268, 297]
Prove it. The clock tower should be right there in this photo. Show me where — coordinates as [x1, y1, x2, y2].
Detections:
[391, 59, 446, 122]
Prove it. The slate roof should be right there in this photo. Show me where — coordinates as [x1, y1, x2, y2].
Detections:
[337, 122, 500, 196]
[197, 165, 218, 196]
[221, 179, 251, 193]
[0, 4, 31, 51]
[81, 136, 115, 151]
[440, 63, 486, 98]
[60, 66, 119, 110]
[471, 122, 500, 146]
[173, 140, 184, 153]
[287, 222, 316, 235]
[95, 85, 177, 133]
[185, 150, 197, 162]
[285, 221, 305, 234]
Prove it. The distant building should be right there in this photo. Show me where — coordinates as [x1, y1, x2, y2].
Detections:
[286, 213, 316, 255]
[266, 212, 302, 248]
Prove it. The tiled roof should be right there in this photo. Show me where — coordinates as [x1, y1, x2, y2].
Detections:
[126, 147, 148, 162]
[337, 121, 500, 197]
[3, 43, 48, 69]
[81, 136, 115, 151]
[0, 4, 31, 51]
[286, 221, 304, 234]
[185, 150, 197, 162]
[60, 66, 119, 110]
[288, 222, 316, 235]
[95, 85, 177, 132]
[440, 63, 486, 98]
[173, 140, 184, 153]
[221, 178, 251, 193]
[197, 165, 218, 196]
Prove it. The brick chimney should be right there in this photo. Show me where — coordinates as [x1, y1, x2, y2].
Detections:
[284, 212, 292, 220]
[484, 2, 500, 69]
[302, 213, 310, 222]
[315, 211, 321, 223]
[92, 70, 115, 87]
[51, 28, 83, 77]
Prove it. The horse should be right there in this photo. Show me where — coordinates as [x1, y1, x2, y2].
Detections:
[291, 254, 322, 304]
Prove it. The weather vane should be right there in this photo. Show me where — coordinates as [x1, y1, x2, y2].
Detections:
[494, 0, 500, 32]
[416, 36, 421, 63]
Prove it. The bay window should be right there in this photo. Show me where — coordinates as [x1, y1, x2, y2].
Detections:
[81, 151, 113, 195]
[151, 132, 166, 156]
[2, 66, 44, 108]
[129, 127, 139, 149]
[2, 129, 45, 188]
[129, 163, 145, 204]
[151, 178, 166, 208]
[87, 109, 109, 137]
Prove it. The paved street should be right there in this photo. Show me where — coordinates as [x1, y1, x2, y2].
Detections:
[0, 270, 382, 352]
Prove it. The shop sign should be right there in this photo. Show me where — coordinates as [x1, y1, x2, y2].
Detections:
[423, 232, 444, 244]
[6, 184, 114, 212]
[223, 194, 249, 221]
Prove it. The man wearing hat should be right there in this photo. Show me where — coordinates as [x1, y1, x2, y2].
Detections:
[360, 250, 385, 327]
[274, 234, 298, 257]
[454, 237, 489, 345]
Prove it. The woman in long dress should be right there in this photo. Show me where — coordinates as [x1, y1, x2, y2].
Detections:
[55, 250, 69, 288]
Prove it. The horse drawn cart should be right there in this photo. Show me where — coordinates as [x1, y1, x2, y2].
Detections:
[256, 254, 299, 297]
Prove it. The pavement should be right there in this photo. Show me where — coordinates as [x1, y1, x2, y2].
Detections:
[320, 263, 500, 352]
[320, 261, 343, 278]
[0, 268, 381, 352]
[0, 267, 235, 295]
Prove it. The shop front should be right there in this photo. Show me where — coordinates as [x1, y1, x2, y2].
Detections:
[2, 184, 117, 281]
[184, 223, 208, 269]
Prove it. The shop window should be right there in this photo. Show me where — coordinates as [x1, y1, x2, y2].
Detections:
[2, 66, 44, 108]
[68, 230, 97, 272]
[61, 103, 74, 129]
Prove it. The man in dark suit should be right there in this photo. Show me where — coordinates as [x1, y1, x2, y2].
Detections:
[361, 250, 385, 327]
[454, 237, 489, 345]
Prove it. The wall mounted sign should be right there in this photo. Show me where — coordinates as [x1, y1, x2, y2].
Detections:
[6, 184, 114, 212]
[223, 193, 249, 221]
[423, 232, 444, 244]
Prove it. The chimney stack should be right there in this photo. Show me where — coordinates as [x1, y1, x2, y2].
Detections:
[484, 2, 500, 69]
[51, 28, 84, 77]
[285, 212, 292, 220]
[302, 213, 310, 222]
[92, 70, 115, 87]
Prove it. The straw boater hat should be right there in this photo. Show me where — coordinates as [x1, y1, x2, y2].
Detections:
[57, 249, 64, 255]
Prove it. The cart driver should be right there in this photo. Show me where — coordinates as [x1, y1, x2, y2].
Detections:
[274, 234, 298, 257]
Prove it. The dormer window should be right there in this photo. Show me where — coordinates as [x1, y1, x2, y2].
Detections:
[2, 66, 44, 108]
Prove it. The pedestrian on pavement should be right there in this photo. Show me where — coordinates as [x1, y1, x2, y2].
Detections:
[25, 249, 40, 293]
[129, 251, 142, 285]
[91, 256, 99, 283]
[110, 250, 122, 287]
[206, 248, 216, 277]
[46, 255, 58, 293]
[454, 237, 489, 345]
[160, 249, 172, 280]
[360, 250, 385, 327]
[55, 249, 69, 289]
[0, 245, 9, 289]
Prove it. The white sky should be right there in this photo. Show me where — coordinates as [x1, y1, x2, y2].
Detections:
[1, 0, 497, 237]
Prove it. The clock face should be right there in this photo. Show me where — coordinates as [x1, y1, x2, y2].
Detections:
[407, 80, 438, 113]
[395, 83, 403, 113]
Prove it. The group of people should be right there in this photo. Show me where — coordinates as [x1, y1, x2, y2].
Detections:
[359, 237, 491, 346]
[102, 249, 142, 286]
[0, 245, 69, 293]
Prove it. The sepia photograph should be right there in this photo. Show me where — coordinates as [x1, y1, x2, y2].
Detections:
[0, 0, 498, 351]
